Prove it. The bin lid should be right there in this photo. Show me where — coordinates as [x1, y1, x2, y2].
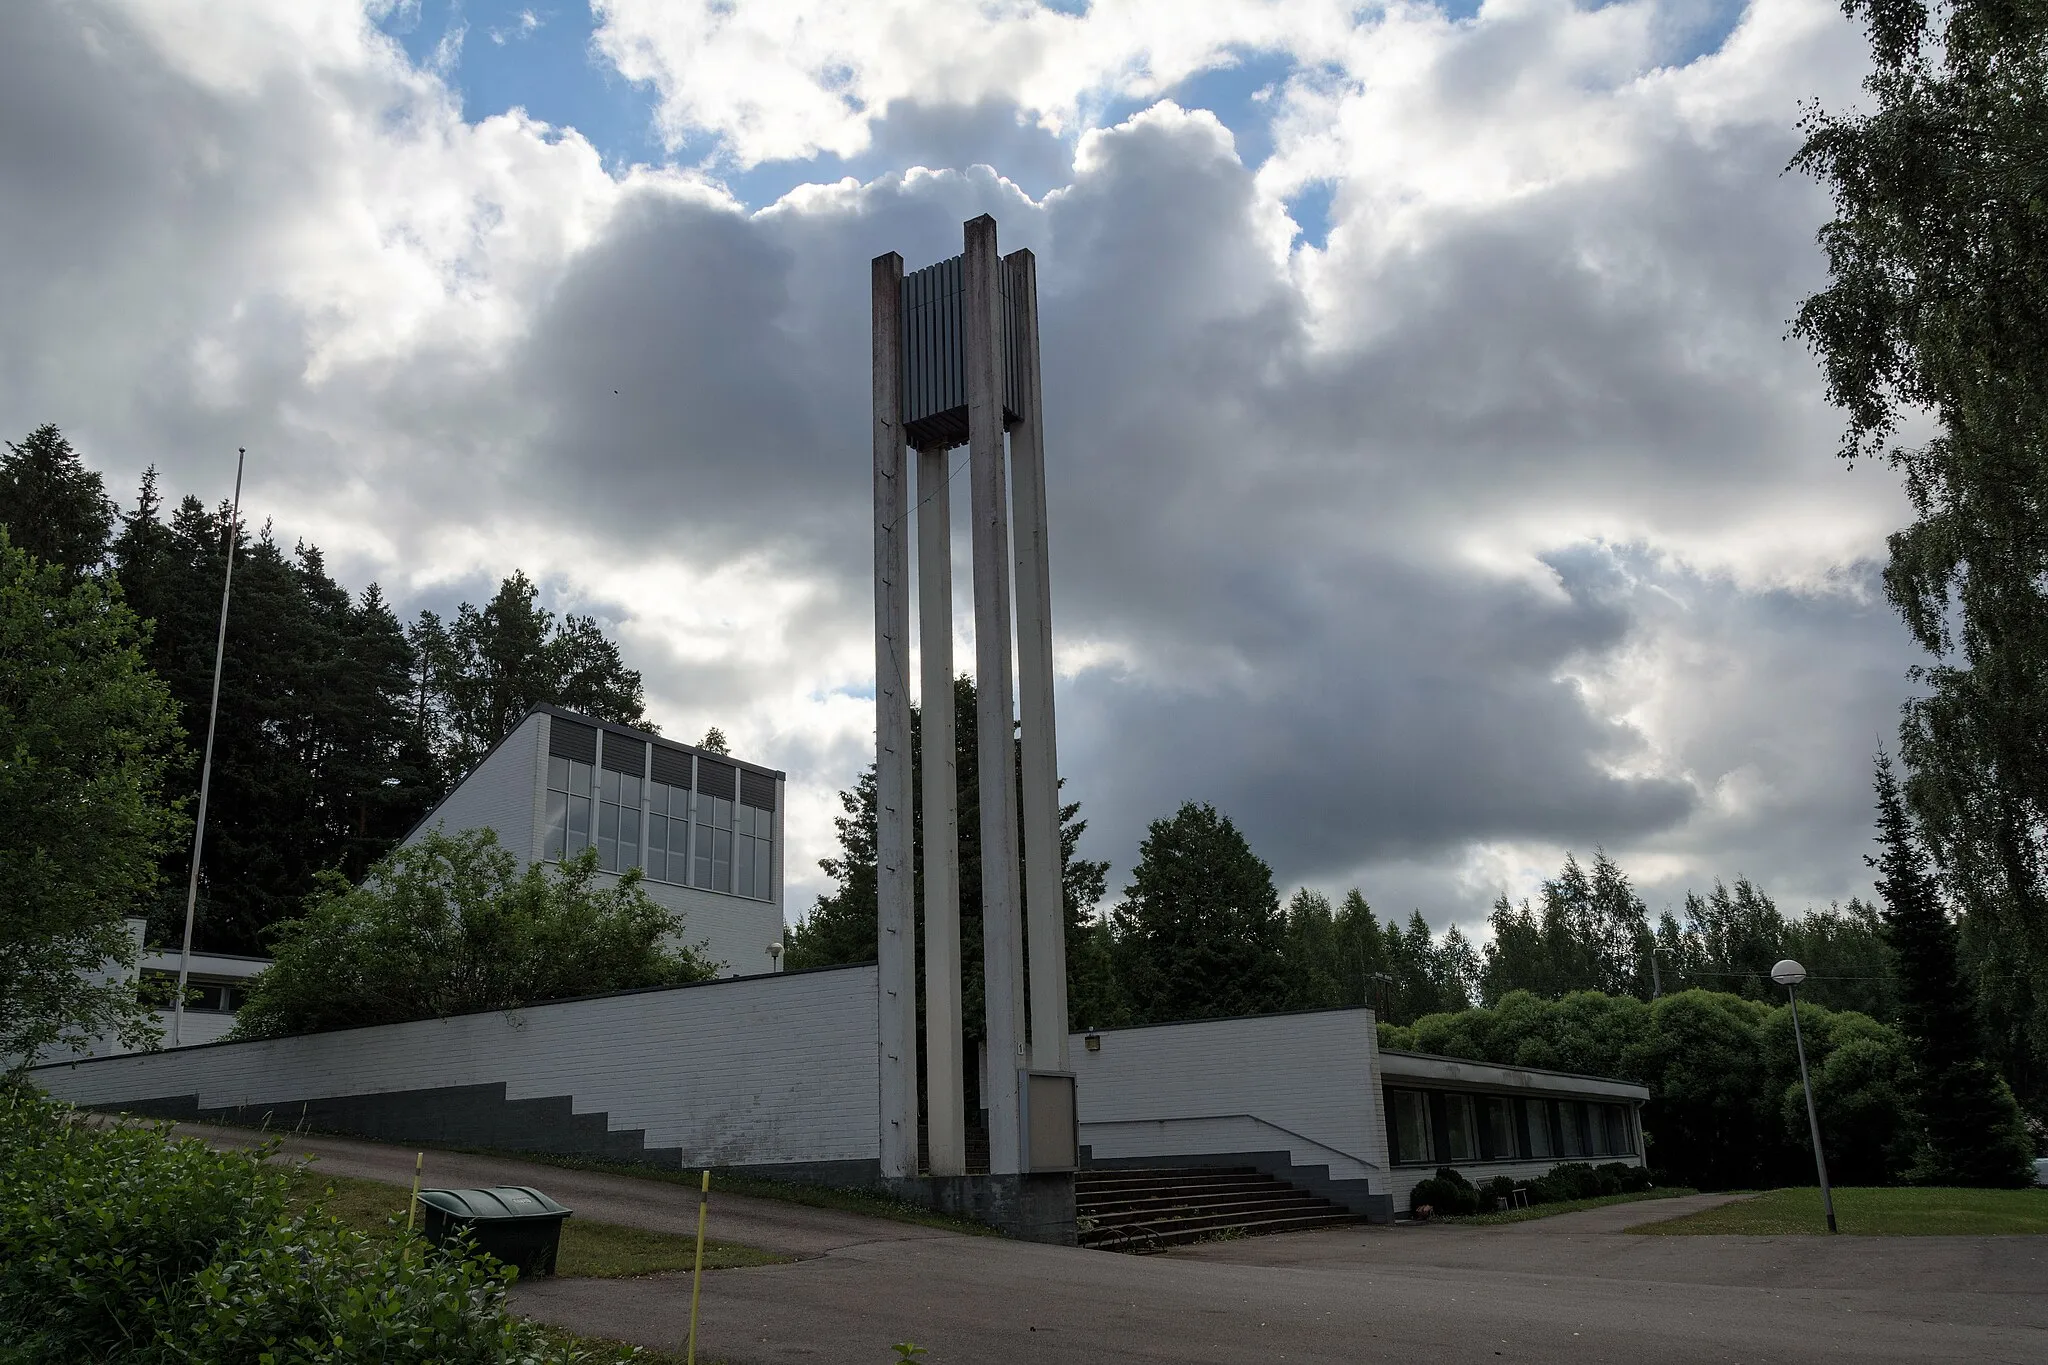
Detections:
[415, 1185, 572, 1221]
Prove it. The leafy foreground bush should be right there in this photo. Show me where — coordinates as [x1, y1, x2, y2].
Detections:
[1410, 1161, 1656, 1217]
[0, 1086, 608, 1363]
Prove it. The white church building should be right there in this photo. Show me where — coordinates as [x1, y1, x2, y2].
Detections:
[404, 704, 787, 977]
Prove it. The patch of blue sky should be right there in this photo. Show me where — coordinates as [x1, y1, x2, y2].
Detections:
[1286, 179, 1337, 252]
[375, 1, 665, 170]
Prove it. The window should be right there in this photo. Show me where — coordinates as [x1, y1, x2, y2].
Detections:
[734, 804, 773, 899]
[1441, 1093, 1478, 1161]
[1481, 1096, 1519, 1160]
[544, 755, 594, 861]
[1559, 1100, 1586, 1157]
[695, 759, 736, 892]
[596, 766, 642, 872]
[1389, 1089, 1434, 1166]
[1606, 1105, 1634, 1155]
[646, 780, 690, 884]
[1524, 1099, 1554, 1159]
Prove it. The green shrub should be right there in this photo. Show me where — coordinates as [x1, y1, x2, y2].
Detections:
[1409, 1167, 1479, 1217]
[0, 1086, 592, 1362]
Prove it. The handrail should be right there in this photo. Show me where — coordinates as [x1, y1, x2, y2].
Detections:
[1083, 1111, 1381, 1172]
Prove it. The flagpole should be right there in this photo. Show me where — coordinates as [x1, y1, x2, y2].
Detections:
[172, 448, 244, 1047]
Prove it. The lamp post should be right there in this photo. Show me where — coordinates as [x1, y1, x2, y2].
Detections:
[766, 941, 783, 974]
[1772, 958, 1837, 1233]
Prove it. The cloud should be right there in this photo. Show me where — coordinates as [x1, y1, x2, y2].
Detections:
[0, 0, 1917, 932]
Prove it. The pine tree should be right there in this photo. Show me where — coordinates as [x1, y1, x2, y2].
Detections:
[1871, 753, 2033, 1186]
[413, 570, 649, 772]
[1109, 802, 1286, 1024]
[784, 675, 1111, 1037]
[0, 425, 114, 582]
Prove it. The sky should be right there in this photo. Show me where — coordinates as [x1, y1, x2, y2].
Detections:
[1, 0, 1915, 937]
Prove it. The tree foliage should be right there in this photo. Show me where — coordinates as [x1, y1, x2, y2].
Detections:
[409, 570, 648, 775]
[784, 675, 1112, 1041]
[0, 533, 182, 1067]
[1793, 0, 2048, 1119]
[1382, 986, 1922, 1190]
[1109, 802, 1287, 1024]
[231, 828, 715, 1040]
[0, 432, 653, 957]
[1872, 754, 2034, 1185]
[111, 476, 440, 954]
[0, 426, 114, 584]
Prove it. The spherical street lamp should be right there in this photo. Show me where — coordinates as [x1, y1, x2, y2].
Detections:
[1773, 959, 1837, 1233]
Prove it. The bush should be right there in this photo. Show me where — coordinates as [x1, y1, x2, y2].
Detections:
[1479, 1174, 1519, 1211]
[0, 1085, 593, 1362]
[1409, 1167, 1479, 1217]
[233, 829, 717, 1040]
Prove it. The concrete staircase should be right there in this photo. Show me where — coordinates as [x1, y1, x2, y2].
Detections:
[1075, 1166, 1361, 1253]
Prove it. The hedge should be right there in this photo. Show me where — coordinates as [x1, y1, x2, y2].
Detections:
[0, 1085, 610, 1363]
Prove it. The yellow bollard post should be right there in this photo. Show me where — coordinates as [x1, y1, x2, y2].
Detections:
[687, 1169, 710, 1365]
[406, 1151, 424, 1232]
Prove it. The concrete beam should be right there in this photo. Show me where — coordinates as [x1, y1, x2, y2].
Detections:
[918, 442, 965, 1177]
[872, 250, 918, 1180]
[1004, 248, 1069, 1074]
[963, 214, 1026, 1175]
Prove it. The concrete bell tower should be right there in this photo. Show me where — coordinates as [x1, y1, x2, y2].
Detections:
[873, 216, 1073, 1187]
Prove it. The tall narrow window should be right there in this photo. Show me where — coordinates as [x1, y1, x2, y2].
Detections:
[1481, 1096, 1518, 1160]
[1441, 1093, 1478, 1162]
[1388, 1089, 1433, 1165]
[646, 746, 693, 884]
[546, 719, 598, 862]
[1558, 1100, 1585, 1157]
[545, 755, 594, 861]
[1523, 1099, 1555, 1159]
[695, 759, 736, 892]
[598, 735, 645, 873]
[735, 770, 776, 900]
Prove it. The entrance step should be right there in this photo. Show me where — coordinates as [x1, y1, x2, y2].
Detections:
[1076, 1166, 1362, 1253]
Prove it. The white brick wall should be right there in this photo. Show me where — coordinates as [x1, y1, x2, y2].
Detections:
[1068, 1010, 1387, 1183]
[33, 966, 882, 1169]
[638, 878, 782, 980]
[407, 711, 547, 858]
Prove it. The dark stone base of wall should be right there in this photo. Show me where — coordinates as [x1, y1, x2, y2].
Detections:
[883, 1173, 1078, 1245]
[84, 1084, 881, 1195]
[1079, 1145, 1394, 1224]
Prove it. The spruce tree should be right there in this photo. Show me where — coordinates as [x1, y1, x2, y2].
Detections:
[0, 424, 114, 582]
[1871, 753, 2033, 1186]
[1110, 802, 1286, 1025]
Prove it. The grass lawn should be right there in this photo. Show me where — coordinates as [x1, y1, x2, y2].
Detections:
[457, 1146, 999, 1238]
[1632, 1185, 2048, 1236]
[1442, 1187, 1700, 1227]
[292, 1173, 790, 1275]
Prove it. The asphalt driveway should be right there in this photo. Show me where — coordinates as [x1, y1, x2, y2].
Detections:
[187, 1127, 2048, 1364]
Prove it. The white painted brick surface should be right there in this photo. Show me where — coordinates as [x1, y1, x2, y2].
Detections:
[407, 712, 546, 858]
[34, 967, 882, 1168]
[1068, 1010, 1387, 1182]
[636, 878, 782, 980]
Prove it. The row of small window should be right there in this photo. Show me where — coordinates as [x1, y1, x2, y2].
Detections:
[543, 757, 774, 900]
[141, 974, 245, 1014]
[1386, 1088, 1637, 1167]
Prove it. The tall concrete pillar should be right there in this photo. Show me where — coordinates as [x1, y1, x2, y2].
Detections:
[1005, 247, 1069, 1074]
[872, 251, 919, 1179]
[963, 214, 1027, 1175]
[918, 442, 965, 1177]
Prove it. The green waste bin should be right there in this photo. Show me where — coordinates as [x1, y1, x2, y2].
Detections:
[415, 1186, 573, 1277]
